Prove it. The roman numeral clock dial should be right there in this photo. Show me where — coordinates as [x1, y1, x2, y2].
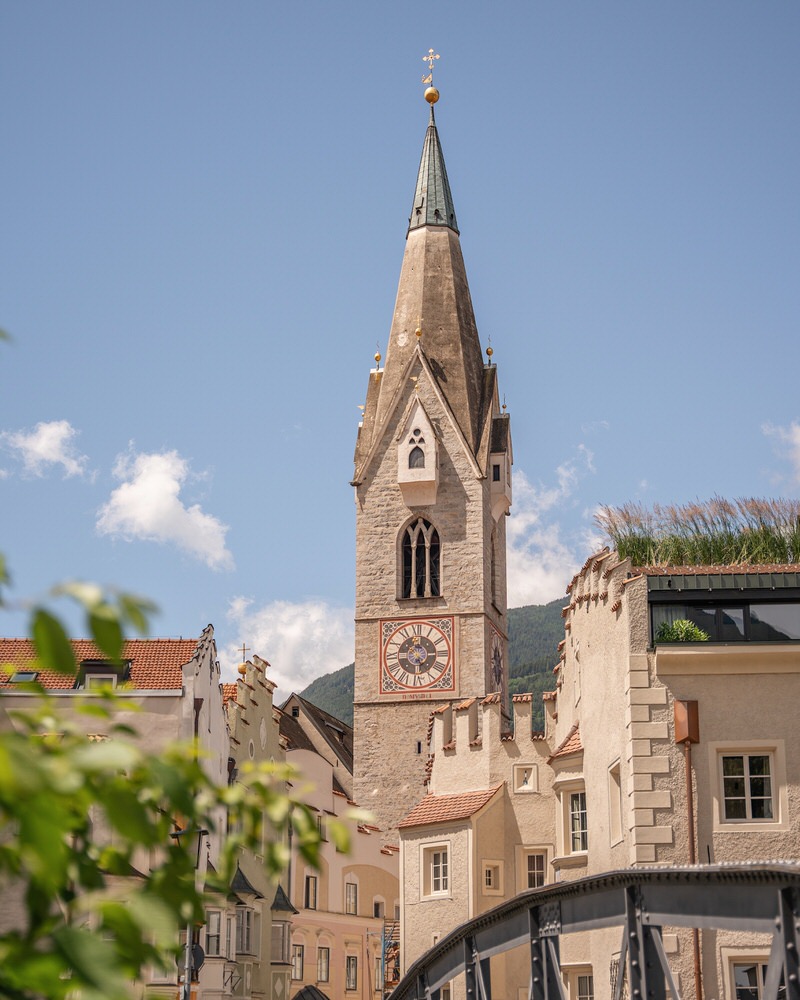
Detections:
[380, 617, 455, 695]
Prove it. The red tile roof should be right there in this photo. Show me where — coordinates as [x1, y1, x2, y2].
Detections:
[398, 784, 503, 829]
[0, 638, 198, 690]
[549, 722, 582, 761]
[221, 682, 239, 705]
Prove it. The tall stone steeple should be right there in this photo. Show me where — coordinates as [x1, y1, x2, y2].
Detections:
[356, 102, 490, 465]
[353, 87, 513, 835]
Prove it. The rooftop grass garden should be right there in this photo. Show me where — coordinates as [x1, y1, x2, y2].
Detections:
[595, 497, 800, 568]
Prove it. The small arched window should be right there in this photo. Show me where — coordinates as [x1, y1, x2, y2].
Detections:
[402, 518, 440, 598]
[409, 446, 425, 469]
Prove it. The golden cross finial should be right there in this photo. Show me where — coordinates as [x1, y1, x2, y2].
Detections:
[421, 48, 440, 85]
[239, 643, 249, 662]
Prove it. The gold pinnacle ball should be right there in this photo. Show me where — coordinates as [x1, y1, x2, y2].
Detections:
[424, 86, 440, 105]
[486, 346, 494, 358]
[237, 662, 247, 676]
[374, 351, 381, 365]
[415, 326, 422, 338]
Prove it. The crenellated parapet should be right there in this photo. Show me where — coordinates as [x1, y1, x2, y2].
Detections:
[427, 691, 551, 796]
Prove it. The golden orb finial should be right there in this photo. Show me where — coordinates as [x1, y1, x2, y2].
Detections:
[421, 49, 441, 105]
[237, 662, 247, 676]
[374, 351, 381, 365]
[415, 326, 422, 339]
[486, 345, 493, 359]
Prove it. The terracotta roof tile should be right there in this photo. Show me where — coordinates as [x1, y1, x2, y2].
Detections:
[549, 722, 582, 762]
[398, 784, 503, 829]
[454, 697, 476, 711]
[0, 637, 198, 690]
[482, 692, 501, 705]
[512, 693, 532, 703]
[222, 682, 238, 705]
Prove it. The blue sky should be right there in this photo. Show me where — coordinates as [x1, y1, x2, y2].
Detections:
[3, 2, 799, 695]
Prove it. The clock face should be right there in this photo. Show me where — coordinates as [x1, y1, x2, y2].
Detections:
[381, 617, 455, 694]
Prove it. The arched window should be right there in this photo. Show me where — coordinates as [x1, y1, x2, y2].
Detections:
[409, 446, 425, 469]
[402, 518, 440, 598]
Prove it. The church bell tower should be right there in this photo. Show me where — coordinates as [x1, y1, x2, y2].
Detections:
[352, 83, 513, 834]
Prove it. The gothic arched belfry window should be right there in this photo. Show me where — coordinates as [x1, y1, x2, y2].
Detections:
[402, 518, 440, 598]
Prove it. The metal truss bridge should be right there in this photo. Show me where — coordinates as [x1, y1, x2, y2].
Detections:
[389, 864, 800, 1000]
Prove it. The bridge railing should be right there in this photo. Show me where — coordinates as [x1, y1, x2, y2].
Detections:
[389, 863, 800, 1000]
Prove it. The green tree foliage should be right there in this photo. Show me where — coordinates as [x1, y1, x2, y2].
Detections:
[655, 619, 710, 643]
[300, 601, 566, 731]
[0, 577, 338, 1000]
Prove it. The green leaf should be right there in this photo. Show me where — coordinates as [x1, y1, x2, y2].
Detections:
[31, 608, 77, 675]
[119, 592, 158, 634]
[53, 580, 104, 608]
[89, 603, 124, 662]
[52, 925, 130, 997]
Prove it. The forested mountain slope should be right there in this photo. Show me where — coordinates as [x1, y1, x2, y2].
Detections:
[299, 599, 565, 730]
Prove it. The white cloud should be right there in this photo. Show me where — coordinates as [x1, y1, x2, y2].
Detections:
[224, 597, 354, 700]
[763, 421, 800, 485]
[96, 449, 234, 570]
[1, 419, 89, 477]
[506, 448, 596, 607]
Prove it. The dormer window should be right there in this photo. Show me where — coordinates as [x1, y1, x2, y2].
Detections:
[398, 406, 438, 505]
[75, 659, 131, 690]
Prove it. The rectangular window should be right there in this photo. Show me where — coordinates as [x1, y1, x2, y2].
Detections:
[492, 464, 501, 482]
[346, 955, 358, 991]
[570, 791, 588, 852]
[235, 908, 252, 955]
[526, 852, 545, 889]
[722, 754, 773, 820]
[608, 761, 623, 844]
[345, 882, 358, 915]
[317, 946, 330, 983]
[577, 974, 594, 1000]
[482, 860, 503, 896]
[375, 955, 382, 991]
[305, 874, 317, 909]
[226, 915, 234, 959]
[272, 921, 290, 965]
[432, 848, 448, 893]
[373, 900, 384, 918]
[292, 944, 304, 981]
[205, 910, 221, 957]
[317, 814, 327, 841]
[730, 961, 785, 1000]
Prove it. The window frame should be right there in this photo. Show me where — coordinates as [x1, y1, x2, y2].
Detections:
[235, 907, 254, 956]
[608, 760, 623, 846]
[317, 945, 330, 983]
[569, 789, 588, 853]
[304, 873, 317, 910]
[291, 943, 304, 981]
[401, 517, 441, 599]
[421, 841, 451, 898]
[709, 740, 788, 833]
[345, 881, 358, 915]
[205, 909, 222, 957]
[482, 859, 504, 897]
[346, 954, 358, 992]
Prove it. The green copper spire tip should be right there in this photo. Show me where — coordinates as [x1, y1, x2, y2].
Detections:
[408, 102, 459, 236]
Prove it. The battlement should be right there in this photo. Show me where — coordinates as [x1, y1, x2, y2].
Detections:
[427, 692, 551, 795]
